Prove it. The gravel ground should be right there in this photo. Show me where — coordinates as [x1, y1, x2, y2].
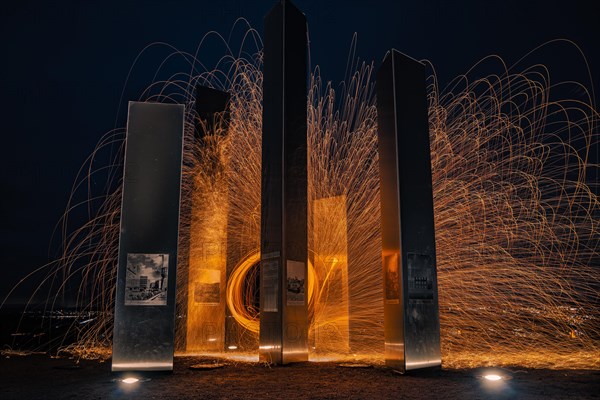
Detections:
[1, 354, 599, 399]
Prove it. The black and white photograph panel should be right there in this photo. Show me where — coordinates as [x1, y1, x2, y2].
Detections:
[125, 253, 169, 306]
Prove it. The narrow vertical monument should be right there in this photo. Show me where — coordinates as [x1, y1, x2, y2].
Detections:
[260, 0, 309, 364]
[112, 102, 184, 372]
[312, 195, 350, 353]
[186, 86, 230, 352]
[376, 50, 441, 372]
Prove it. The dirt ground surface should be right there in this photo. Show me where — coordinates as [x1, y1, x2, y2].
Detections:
[1, 354, 598, 399]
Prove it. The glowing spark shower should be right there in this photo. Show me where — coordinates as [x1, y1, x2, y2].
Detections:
[2, 23, 598, 369]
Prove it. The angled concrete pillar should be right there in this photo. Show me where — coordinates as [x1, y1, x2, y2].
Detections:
[112, 102, 184, 371]
[376, 50, 441, 372]
[260, 0, 308, 364]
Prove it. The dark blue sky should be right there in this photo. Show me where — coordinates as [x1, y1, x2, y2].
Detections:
[1, 0, 598, 302]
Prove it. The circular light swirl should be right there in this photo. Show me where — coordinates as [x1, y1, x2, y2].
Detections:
[226, 250, 316, 333]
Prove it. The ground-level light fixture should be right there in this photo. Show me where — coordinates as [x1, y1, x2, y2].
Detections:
[478, 369, 512, 383]
[483, 374, 503, 381]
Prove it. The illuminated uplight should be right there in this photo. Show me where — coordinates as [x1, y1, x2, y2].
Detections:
[483, 374, 503, 381]
[122, 377, 139, 384]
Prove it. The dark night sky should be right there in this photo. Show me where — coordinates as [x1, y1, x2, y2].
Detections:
[1, 0, 598, 303]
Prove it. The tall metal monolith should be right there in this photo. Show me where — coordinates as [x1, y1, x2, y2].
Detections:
[112, 102, 184, 371]
[186, 86, 230, 352]
[259, 0, 309, 364]
[376, 50, 441, 372]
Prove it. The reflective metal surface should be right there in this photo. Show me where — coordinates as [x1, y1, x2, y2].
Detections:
[112, 102, 184, 372]
[260, 0, 309, 364]
[312, 195, 350, 353]
[185, 86, 230, 352]
[376, 50, 441, 372]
